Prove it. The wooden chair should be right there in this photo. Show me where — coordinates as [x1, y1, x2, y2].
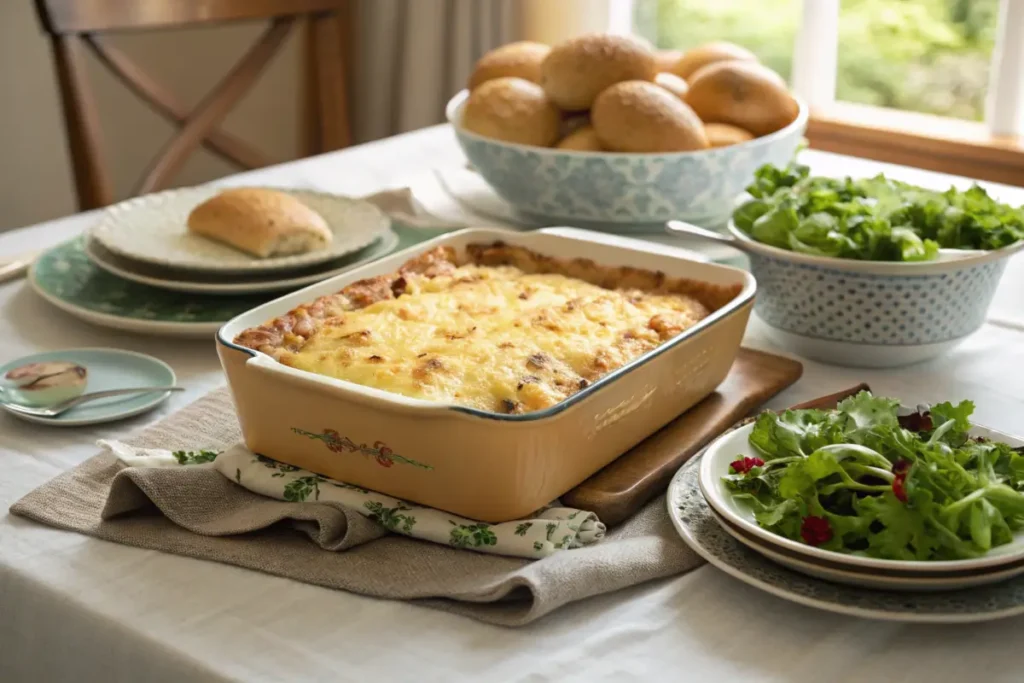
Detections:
[34, 0, 353, 211]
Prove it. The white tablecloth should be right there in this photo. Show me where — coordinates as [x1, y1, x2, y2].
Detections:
[2, 125, 1024, 682]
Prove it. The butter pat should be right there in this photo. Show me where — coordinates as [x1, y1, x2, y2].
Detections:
[3, 361, 88, 406]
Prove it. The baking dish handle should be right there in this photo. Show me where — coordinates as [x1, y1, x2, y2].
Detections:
[243, 354, 454, 416]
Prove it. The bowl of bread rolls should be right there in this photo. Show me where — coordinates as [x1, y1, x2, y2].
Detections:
[447, 35, 807, 232]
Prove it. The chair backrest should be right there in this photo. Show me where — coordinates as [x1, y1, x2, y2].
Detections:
[34, 0, 353, 211]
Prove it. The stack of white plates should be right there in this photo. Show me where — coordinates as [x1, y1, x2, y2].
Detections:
[84, 186, 397, 296]
[27, 186, 405, 338]
[668, 419, 1024, 623]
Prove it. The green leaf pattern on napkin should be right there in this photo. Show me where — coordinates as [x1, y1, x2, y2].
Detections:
[254, 454, 301, 478]
[283, 475, 327, 502]
[172, 449, 219, 465]
[449, 522, 497, 549]
[103, 442, 607, 560]
[365, 501, 417, 533]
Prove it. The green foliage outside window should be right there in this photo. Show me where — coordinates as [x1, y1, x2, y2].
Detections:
[634, 0, 999, 121]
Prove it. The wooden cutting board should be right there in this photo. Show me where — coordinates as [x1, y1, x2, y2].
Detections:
[561, 348, 866, 527]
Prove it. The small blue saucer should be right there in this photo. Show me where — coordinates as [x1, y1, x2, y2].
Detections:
[0, 348, 176, 426]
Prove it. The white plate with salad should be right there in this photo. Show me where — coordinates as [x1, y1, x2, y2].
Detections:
[707, 505, 1024, 591]
[670, 456, 1024, 623]
[699, 391, 1024, 574]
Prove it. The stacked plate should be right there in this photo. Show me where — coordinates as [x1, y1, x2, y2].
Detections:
[668, 420, 1024, 623]
[29, 186, 401, 338]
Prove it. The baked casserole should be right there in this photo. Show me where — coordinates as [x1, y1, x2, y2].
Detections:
[234, 241, 742, 415]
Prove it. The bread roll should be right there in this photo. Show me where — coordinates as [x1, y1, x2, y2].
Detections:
[461, 77, 561, 147]
[556, 125, 604, 151]
[685, 61, 799, 136]
[468, 42, 550, 90]
[187, 188, 333, 258]
[540, 33, 656, 111]
[704, 122, 755, 147]
[560, 113, 591, 138]
[654, 72, 689, 100]
[654, 49, 684, 73]
[592, 80, 709, 153]
[671, 41, 758, 82]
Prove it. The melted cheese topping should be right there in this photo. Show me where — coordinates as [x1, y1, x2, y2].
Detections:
[279, 265, 708, 414]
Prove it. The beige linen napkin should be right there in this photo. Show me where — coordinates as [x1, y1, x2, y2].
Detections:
[10, 388, 703, 626]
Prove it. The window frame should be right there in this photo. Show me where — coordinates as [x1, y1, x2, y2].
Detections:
[621, 0, 1024, 185]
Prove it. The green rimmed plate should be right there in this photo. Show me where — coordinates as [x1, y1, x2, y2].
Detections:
[87, 186, 390, 274]
[29, 238, 273, 338]
[83, 228, 400, 295]
[29, 228, 453, 338]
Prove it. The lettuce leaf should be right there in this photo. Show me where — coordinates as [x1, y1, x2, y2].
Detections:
[731, 162, 1024, 262]
[722, 391, 1024, 561]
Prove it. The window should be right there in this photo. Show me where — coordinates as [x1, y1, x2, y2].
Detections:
[632, 0, 800, 82]
[634, 0, 999, 121]
[836, 0, 999, 121]
[631, 0, 1024, 186]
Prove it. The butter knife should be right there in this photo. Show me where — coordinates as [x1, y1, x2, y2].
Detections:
[0, 250, 40, 284]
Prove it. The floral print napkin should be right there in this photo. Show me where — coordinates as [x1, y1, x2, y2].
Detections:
[99, 440, 606, 560]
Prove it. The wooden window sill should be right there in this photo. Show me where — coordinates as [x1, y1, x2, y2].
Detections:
[806, 102, 1024, 187]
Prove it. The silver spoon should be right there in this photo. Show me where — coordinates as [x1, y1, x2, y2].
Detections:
[0, 386, 184, 418]
[665, 220, 992, 262]
[665, 220, 749, 252]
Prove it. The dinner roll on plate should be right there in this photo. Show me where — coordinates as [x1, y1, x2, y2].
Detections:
[187, 188, 333, 258]
[541, 33, 656, 111]
[468, 41, 550, 90]
[461, 77, 561, 147]
[592, 80, 709, 153]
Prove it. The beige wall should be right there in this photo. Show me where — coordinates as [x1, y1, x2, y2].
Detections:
[0, 2, 301, 231]
[0, 0, 616, 232]
[521, 0, 617, 45]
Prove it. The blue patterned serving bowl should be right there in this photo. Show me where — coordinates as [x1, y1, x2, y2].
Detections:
[446, 89, 808, 232]
[725, 222, 1024, 367]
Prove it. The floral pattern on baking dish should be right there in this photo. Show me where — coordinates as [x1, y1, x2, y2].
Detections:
[291, 428, 434, 470]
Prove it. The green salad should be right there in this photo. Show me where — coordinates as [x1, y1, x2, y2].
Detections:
[723, 392, 1024, 560]
[732, 162, 1024, 262]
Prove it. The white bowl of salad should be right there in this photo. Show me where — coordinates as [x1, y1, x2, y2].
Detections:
[699, 391, 1024, 585]
[727, 163, 1024, 368]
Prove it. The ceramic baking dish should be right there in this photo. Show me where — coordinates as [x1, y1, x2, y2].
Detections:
[217, 228, 756, 522]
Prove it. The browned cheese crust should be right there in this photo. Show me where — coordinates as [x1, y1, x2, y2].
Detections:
[232, 242, 743, 413]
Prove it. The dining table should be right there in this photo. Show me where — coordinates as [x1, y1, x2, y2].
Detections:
[3, 123, 1024, 683]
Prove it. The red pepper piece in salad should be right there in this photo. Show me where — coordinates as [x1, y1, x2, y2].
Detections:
[729, 456, 765, 475]
[800, 516, 833, 545]
[891, 458, 910, 502]
[892, 474, 908, 503]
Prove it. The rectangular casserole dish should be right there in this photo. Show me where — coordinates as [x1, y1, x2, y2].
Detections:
[217, 228, 756, 522]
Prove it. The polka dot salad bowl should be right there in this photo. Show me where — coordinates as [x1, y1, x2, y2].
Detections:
[667, 219, 1024, 368]
[445, 90, 808, 233]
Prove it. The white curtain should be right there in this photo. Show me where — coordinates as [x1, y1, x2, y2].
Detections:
[350, 0, 521, 143]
